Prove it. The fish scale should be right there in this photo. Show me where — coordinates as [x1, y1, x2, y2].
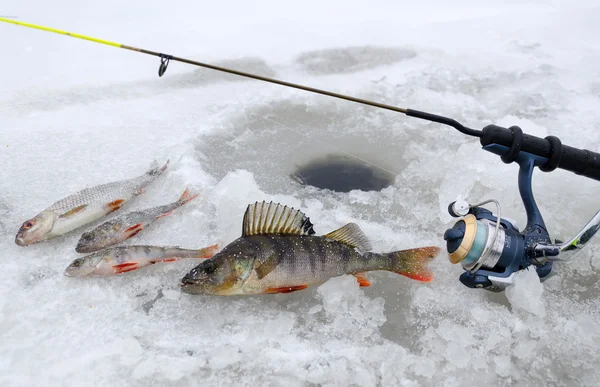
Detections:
[47, 173, 158, 212]
[75, 188, 199, 253]
[64, 244, 219, 276]
[180, 201, 441, 296]
[245, 236, 370, 288]
[15, 160, 168, 246]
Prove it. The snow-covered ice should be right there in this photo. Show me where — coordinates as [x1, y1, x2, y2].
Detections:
[1, 1, 600, 386]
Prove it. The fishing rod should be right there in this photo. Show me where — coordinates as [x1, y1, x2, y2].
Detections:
[3, 17, 600, 292]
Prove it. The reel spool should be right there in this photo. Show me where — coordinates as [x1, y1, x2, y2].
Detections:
[447, 215, 506, 273]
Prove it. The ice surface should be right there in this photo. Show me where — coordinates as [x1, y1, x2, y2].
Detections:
[2, 1, 600, 386]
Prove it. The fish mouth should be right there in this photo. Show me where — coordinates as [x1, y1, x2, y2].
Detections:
[63, 269, 76, 277]
[64, 269, 88, 277]
[75, 244, 95, 254]
[15, 236, 26, 246]
[180, 275, 207, 295]
[180, 276, 197, 288]
[15, 233, 37, 246]
[64, 264, 95, 277]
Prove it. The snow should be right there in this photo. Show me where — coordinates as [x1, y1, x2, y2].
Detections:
[2, 0, 600, 386]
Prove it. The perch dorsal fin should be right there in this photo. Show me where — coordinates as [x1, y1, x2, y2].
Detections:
[242, 201, 315, 237]
[324, 223, 372, 253]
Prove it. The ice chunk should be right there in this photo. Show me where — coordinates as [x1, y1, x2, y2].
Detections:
[317, 275, 387, 340]
[494, 355, 512, 378]
[505, 266, 547, 318]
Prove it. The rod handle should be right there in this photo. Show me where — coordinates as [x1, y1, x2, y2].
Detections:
[481, 125, 600, 182]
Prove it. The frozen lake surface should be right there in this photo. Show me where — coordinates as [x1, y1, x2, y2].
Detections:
[1, 1, 600, 386]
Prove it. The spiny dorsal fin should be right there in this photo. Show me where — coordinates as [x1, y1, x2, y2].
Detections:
[242, 201, 315, 237]
[324, 223, 372, 253]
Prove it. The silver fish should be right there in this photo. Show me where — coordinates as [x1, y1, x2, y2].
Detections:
[180, 201, 440, 296]
[16, 160, 169, 246]
[64, 244, 219, 276]
[75, 188, 199, 253]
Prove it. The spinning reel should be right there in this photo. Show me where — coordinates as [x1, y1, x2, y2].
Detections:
[443, 125, 600, 292]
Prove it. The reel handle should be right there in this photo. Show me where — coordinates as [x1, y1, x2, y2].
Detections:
[481, 125, 600, 182]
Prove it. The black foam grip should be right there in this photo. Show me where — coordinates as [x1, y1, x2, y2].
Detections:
[481, 125, 600, 182]
[500, 126, 523, 164]
[539, 135, 563, 172]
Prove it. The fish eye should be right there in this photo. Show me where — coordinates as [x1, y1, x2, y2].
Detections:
[83, 234, 93, 241]
[23, 220, 34, 229]
[203, 260, 218, 274]
[72, 259, 83, 267]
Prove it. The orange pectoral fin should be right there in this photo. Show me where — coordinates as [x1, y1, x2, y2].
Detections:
[124, 223, 144, 239]
[353, 273, 371, 287]
[59, 204, 88, 219]
[106, 199, 125, 213]
[112, 262, 140, 274]
[265, 285, 308, 294]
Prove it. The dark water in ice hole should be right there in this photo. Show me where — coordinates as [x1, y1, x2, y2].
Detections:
[292, 154, 395, 193]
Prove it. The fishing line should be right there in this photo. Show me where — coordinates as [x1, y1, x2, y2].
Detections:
[250, 112, 400, 177]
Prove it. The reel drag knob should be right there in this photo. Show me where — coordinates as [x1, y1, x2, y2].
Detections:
[444, 214, 477, 264]
[444, 214, 505, 271]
